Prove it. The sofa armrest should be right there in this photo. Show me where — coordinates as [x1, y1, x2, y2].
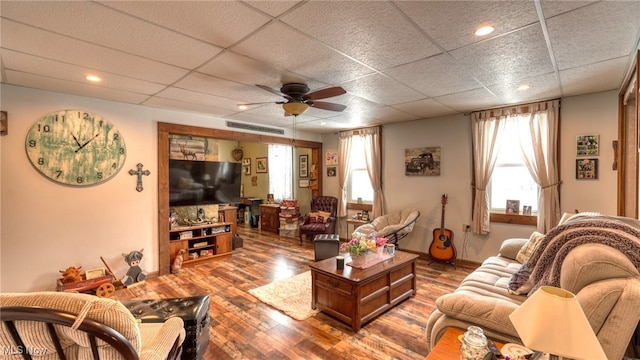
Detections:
[436, 292, 519, 334]
[139, 317, 186, 360]
[498, 238, 528, 261]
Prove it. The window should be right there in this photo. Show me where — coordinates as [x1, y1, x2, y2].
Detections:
[268, 144, 292, 202]
[490, 118, 539, 213]
[348, 136, 374, 202]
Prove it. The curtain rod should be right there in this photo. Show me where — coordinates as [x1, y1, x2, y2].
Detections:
[464, 97, 562, 116]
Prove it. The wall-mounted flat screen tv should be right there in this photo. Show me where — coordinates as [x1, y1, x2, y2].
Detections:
[169, 159, 242, 207]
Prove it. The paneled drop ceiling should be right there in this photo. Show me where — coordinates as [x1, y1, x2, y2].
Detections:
[1, 1, 639, 133]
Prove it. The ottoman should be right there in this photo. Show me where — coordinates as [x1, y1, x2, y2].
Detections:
[124, 295, 210, 360]
[313, 234, 340, 261]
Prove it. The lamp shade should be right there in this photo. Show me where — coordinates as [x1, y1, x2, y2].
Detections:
[509, 286, 607, 360]
[282, 102, 308, 116]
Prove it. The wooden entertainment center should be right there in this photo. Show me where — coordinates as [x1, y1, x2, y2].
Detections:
[157, 122, 324, 275]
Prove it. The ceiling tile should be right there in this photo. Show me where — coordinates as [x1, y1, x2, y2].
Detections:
[540, 1, 597, 18]
[232, 22, 374, 84]
[197, 51, 322, 90]
[1, 19, 188, 84]
[359, 106, 421, 124]
[173, 72, 274, 104]
[488, 72, 561, 104]
[341, 73, 424, 105]
[243, 1, 301, 18]
[547, 1, 640, 71]
[99, 1, 272, 48]
[392, 99, 458, 119]
[2, 1, 221, 69]
[385, 54, 482, 97]
[2, 49, 166, 95]
[450, 26, 554, 86]
[6, 70, 150, 104]
[560, 57, 630, 97]
[154, 87, 242, 113]
[281, 1, 441, 70]
[142, 96, 234, 117]
[434, 88, 502, 112]
[394, 1, 539, 51]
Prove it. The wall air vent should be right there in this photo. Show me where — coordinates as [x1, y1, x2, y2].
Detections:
[226, 121, 284, 135]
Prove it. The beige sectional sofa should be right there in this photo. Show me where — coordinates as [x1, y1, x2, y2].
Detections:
[425, 214, 640, 360]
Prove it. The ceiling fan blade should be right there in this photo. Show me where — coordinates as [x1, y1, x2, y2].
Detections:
[237, 101, 285, 108]
[255, 84, 285, 97]
[304, 86, 346, 100]
[308, 101, 346, 112]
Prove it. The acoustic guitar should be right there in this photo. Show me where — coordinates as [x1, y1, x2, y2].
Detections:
[429, 194, 457, 262]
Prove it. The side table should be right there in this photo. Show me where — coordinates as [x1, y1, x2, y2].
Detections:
[346, 218, 370, 235]
[425, 328, 504, 360]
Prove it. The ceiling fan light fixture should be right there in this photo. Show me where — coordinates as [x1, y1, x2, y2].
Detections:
[283, 102, 308, 116]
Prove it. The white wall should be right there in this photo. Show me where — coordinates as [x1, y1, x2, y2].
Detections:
[0, 85, 620, 291]
[322, 90, 620, 262]
[0, 85, 321, 292]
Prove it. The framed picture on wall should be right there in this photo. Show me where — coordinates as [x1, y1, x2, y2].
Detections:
[576, 134, 599, 156]
[299, 155, 309, 178]
[256, 157, 268, 173]
[576, 158, 598, 179]
[242, 158, 251, 175]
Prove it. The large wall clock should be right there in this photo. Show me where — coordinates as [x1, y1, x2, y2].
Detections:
[25, 110, 127, 186]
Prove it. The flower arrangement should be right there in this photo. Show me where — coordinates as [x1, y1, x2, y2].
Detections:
[340, 234, 388, 255]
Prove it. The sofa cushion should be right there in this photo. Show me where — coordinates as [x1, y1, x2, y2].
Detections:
[436, 293, 519, 333]
[515, 231, 545, 263]
[498, 238, 528, 260]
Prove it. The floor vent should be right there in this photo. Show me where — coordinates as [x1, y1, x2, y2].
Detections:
[226, 121, 284, 135]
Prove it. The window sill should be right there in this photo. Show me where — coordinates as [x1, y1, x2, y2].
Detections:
[347, 202, 373, 211]
[490, 212, 537, 226]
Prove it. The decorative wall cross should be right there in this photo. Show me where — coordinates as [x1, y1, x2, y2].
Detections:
[129, 163, 150, 192]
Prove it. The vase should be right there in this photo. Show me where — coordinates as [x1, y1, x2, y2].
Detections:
[350, 251, 379, 266]
[377, 246, 385, 255]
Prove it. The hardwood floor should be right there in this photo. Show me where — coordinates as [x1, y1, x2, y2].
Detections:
[114, 225, 476, 359]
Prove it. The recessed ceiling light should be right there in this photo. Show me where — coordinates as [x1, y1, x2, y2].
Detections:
[475, 26, 494, 36]
[320, 121, 326, 126]
[238, 105, 248, 110]
[518, 84, 530, 91]
[86, 75, 101, 82]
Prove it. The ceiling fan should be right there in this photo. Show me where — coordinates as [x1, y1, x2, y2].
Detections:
[239, 83, 347, 116]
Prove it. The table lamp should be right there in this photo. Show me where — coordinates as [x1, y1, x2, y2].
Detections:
[509, 286, 607, 360]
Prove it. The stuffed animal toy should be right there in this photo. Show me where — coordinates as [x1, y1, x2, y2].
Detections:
[59, 266, 83, 283]
[172, 249, 187, 274]
[121, 249, 147, 286]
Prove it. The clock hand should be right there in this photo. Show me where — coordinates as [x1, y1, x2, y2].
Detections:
[71, 132, 83, 148]
[75, 132, 101, 153]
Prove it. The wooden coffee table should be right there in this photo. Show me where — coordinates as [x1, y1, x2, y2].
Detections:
[425, 328, 504, 359]
[309, 250, 418, 331]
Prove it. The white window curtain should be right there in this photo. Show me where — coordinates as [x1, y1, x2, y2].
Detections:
[471, 100, 560, 234]
[517, 100, 561, 232]
[268, 144, 292, 202]
[337, 126, 384, 218]
[471, 115, 506, 234]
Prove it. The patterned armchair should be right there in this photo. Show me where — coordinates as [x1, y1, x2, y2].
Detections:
[299, 196, 338, 245]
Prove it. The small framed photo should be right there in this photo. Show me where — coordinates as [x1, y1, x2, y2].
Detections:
[522, 206, 532, 215]
[267, 193, 274, 203]
[506, 200, 520, 214]
[242, 158, 251, 175]
[327, 166, 336, 177]
[577, 134, 599, 156]
[256, 157, 268, 173]
[299, 179, 310, 187]
[85, 267, 106, 280]
[576, 158, 598, 179]
[0, 111, 7, 136]
[299, 155, 309, 178]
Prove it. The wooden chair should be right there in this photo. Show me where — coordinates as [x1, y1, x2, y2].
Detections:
[0, 292, 184, 360]
[299, 196, 338, 245]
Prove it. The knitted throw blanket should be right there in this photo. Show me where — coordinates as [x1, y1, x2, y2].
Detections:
[526, 216, 640, 294]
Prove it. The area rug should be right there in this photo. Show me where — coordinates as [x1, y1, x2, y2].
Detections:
[248, 271, 318, 320]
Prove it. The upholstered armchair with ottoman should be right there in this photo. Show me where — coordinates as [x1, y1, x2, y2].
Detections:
[425, 213, 640, 360]
[352, 208, 420, 246]
[299, 196, 338, 245]
[0, 291, 185, 360]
